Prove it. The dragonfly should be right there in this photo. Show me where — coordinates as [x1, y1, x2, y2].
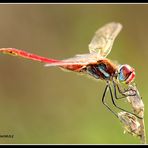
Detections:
[0, 22, 139, 119]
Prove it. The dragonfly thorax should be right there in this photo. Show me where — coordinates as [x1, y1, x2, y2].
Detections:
[117, 64, 135, 84]
[83, 59, 117, 81]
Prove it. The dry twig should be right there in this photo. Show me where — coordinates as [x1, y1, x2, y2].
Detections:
[118, 83, 146, 144]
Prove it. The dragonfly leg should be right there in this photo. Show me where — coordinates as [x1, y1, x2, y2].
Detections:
[101, 82, 118, 118]
[108, 84, 142, 119]
[112, 80, 136, 100]
[112, 80, 126, 100]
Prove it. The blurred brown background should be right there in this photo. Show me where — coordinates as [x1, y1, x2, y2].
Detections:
[0, 4, 147, 144]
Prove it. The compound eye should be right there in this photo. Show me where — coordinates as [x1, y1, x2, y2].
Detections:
[118, 65, 135, 84]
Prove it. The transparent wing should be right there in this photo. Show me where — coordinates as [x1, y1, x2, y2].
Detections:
[88, 22, 122, 57]
[45, 53, 104, 67]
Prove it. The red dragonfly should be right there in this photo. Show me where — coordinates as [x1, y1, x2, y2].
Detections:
[0, 22, 138, 118]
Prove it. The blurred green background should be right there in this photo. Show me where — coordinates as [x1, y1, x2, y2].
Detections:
[0, 4, 147, 144]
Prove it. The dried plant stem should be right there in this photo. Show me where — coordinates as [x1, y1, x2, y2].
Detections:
[127, 84, 146, 144]
[118, 83, 146, 144]
[139, 118, 146, 144]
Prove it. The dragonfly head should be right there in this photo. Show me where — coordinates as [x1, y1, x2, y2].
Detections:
[117, 64, 135, 84]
